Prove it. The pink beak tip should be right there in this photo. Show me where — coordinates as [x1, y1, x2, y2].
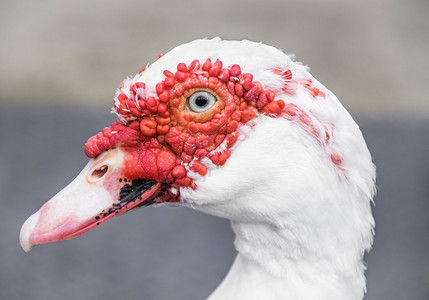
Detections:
[20, 211, 40, 252]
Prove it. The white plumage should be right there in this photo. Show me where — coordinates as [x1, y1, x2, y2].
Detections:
[20, 38, 375, 300]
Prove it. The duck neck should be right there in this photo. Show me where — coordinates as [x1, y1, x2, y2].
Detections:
[208, 215, 369, 300]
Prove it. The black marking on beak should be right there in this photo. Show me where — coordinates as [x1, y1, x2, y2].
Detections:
[119, 179, 156, 204]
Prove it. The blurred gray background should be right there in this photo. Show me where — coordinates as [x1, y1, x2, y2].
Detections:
[1, 0, 428, 299]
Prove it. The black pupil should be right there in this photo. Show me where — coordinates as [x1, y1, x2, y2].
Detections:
[195, 96, 208, 107]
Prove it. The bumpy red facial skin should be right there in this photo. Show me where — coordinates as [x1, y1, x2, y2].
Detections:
[84, 58, 338, 197]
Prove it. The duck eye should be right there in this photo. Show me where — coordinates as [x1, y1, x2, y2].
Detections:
[187, 91, 217, 113]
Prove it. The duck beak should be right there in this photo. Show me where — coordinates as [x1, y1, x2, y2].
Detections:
[19, 148, 163, 252]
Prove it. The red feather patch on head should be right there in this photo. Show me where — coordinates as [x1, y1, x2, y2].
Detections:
[84, 59, 340, 190]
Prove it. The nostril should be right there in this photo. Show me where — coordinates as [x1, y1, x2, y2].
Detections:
[89, 165, 108, 181]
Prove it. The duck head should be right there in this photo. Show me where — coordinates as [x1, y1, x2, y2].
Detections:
[20, 39, 375, 267]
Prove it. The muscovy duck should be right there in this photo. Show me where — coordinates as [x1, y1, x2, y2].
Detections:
[20, 38, 375, 300]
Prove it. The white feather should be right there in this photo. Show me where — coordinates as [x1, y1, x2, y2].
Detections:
[167, 38, 376, 300]
[113, 38, 375, 299]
